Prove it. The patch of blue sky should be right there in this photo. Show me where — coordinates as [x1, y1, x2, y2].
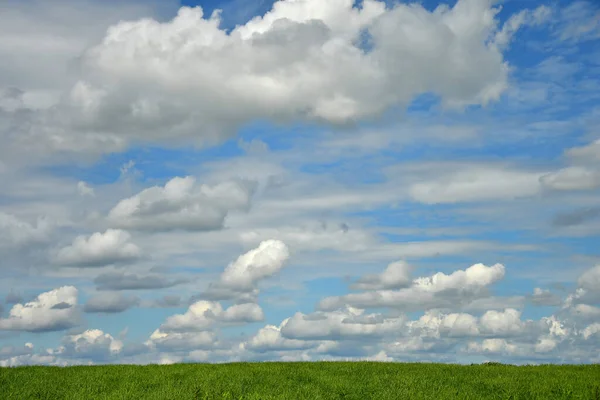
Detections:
[542, 235, 600, 257]
[0, 330, 65, 355]
[180, 0, 275, 32]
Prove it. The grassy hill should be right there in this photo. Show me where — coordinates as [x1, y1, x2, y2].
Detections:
[1, 361, 599, 399]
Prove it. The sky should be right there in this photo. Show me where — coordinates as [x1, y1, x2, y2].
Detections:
[0, 0, 599, 366]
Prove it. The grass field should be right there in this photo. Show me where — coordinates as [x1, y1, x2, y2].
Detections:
[1, 362, 599, 399]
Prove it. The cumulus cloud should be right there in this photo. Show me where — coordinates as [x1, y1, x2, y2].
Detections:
[107, 177, 256, 232]
[319, 262, 505, 311]
[280, 307, 405, 341]
[159, 300, 264, 333]
[9, 0, 530, 156]
[204, 239, 290, 300]
[61, 329, 123, 359]
[244, 320, 318, 353]
[83, 292, 140, 313]
[54, 229, 141, 267]
[146, 329, 217, 352]
[93, 271, 186, 291]
[466, 338, 518, 355]
[0, 286, 80, 332]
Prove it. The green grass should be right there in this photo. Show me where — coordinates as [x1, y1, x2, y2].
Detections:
[1, 362, 599, 399]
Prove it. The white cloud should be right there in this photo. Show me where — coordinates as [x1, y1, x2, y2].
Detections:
[567, 139, 600, 164]
[160, 300, 264, 333]
[467, 338, 518, 355]
[540, 167, 600, 191]
[409, 166, 543, 204]
[582, 323, 600, 340]
[0, 354, 59, 367]
[555, 1, 600, 43]
[77, 181, 95, 197]
[319, 262, 505, 311]
[10, 0, 519, 156]
[54, 229, 141, 267]
[280, 307, 406, 340]
[219, 239, 289, 291]
[244, 320, 318, 353]
[107, 176, 256, 231]
[146, 329, 217, 352]
[61, 329, 123, 359]
[0, 286, 79, 332]
[204, 239, 290, 300]
[479, 309, 524, 336]
[494, 5, 552, 49]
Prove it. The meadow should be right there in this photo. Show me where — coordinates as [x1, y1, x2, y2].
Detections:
[1, 361, 599, 399]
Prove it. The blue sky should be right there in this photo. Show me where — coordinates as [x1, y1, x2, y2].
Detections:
[0, 0, 599, 365]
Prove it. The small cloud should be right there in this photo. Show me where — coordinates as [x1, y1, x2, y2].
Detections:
[54, 229, 141, 267]
[77, 181, 95, 197]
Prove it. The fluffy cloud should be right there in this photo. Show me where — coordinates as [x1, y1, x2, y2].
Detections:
[9, 0, 533, 157]
[280, 307, 406, 341]
[61, 329, 123, 359]
[204, 239, 290, 300]
[244, 320, 318, 353]
[466, 338, 519, 355]
[54, 229, 141, 267]
[159, 300, 263, 333]
[319, 262, 505, 311]
[83, 292, 140, 313]
[0, 286, 79, 332]
[146, 329, 217, 352]
[107, 177, 256, 232]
